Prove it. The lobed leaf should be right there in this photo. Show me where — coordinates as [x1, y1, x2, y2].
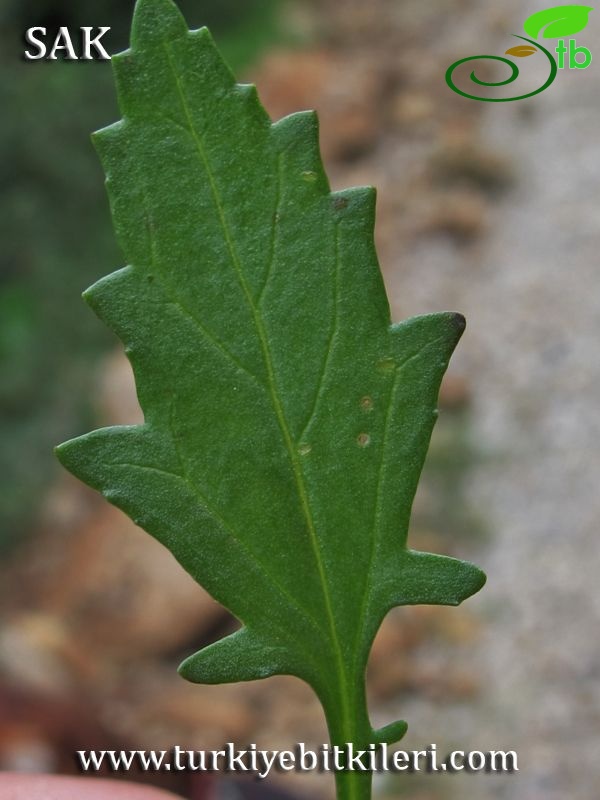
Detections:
[56, 0, 486, 795]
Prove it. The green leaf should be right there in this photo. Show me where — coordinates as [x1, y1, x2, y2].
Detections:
[523, 5, 593, 39]
[56, 0, 486, 796]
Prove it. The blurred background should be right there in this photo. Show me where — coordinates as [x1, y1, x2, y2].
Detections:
[1, 1, 599, 799]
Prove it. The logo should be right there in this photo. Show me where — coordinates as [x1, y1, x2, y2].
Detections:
[24, 27, 111, 61]
[446, 4, 593, 102]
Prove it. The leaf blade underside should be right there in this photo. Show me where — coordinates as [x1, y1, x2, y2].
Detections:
[56, 0, 485, 769]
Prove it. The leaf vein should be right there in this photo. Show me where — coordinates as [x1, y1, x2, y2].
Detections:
[297, 224, 341, 443]
[352, 331, 451, 669]
[162, 38, 353, 734]
[140, 202, 265, 388]
[110, 457, 327, 641]
[258, 152, 283, 306]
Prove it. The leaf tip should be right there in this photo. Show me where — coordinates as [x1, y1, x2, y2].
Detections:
[451, 311, 467, 335]
[373, 719, 408, 745]
[91, 120, 124, 154]
[441, 558, 487, 605]
[53, 441, 67, 465]
[54, 436, 81, 475]
[390, 551, 486, 608]
[271, 109, 320, 151]
[178, 628, 287, 685]
[458, 563, 487, 603]
[82, 283, 101, 314]
[131, 0, 187, 50]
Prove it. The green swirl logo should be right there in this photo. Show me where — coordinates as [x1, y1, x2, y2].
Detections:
[446, 5, 593, 102]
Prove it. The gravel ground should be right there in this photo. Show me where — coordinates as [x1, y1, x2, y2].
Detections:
[380, 2, 600, 798]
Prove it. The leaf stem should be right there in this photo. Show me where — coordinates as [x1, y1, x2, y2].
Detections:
[322, 669, 374, 800]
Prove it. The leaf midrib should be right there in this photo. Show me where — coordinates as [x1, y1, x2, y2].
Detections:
[160, 37, 352, 729]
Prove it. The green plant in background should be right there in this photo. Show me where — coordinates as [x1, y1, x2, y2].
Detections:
[56, 0, 486, 798]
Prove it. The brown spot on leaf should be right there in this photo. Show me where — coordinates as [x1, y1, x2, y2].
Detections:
[377, 357, 396, 373]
